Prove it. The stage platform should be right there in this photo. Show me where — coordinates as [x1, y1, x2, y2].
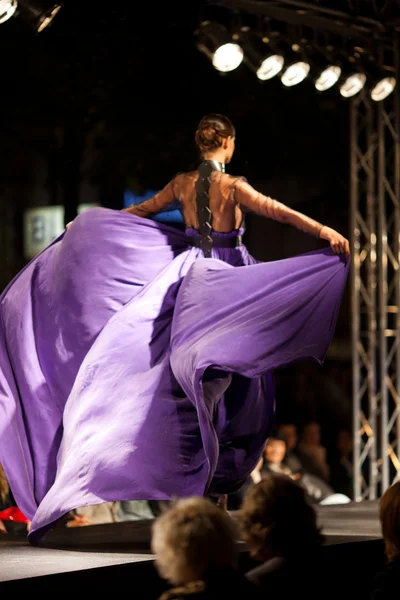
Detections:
[0, 501, 386, 597]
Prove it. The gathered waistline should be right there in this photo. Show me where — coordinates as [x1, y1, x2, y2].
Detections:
[186, 227, 243, 249]
[189, 235, 242, 249]
[186, 227, 244, 249]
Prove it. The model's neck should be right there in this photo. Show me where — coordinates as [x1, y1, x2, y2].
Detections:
[200, 158, 225, 172]
[202, 149, 227, 165]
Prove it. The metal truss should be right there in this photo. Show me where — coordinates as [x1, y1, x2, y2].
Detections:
[351, 37, 400, 500]
[219, 0, 399, 41]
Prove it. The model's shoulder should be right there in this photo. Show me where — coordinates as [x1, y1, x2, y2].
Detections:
[225, 172, 246, 180]
[219, 172, 248, 186]
[174, 170, 198, 181]
[170, 171, 197, 188]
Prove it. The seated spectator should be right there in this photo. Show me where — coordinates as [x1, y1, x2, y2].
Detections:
[148, 500, 173, 517]
[0, 463, 30, 536]
[370, 481, 400, 599]
[118, 500, 155, 521]
[261, 433, 297, 478]
[63, 510, 92, 528]
[227, 457, 264, 511]
[276, 422, 304, 474]
[75, 502, 120, 525]
[262, 433, 349, 505]
[239, 473, 327, 599]
[58, 502, 121, 528]
[151, 496, 262, 599]
[329, 427, 354, 499]
[296, 421, 330, 482]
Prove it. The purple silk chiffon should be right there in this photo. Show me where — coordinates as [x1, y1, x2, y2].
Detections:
[0, 208, 349, 543]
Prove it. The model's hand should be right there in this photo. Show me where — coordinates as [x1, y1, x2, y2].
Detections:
[320, 226, 350, 259]
[66, 514, 92, 527]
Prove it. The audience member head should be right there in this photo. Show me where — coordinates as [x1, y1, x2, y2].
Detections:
[264, 434, 287, 465]
[151, 496, 239, 585]
[239, 472, 324, 562]
[277, 423, 298, 451]
[379, 481, 400, 562]
[336, 428, 353, 456]
[300, 421, 321, 446]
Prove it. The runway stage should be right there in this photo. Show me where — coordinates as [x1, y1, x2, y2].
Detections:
[0, 501, 386, 597]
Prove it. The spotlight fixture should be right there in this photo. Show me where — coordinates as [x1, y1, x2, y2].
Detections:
[363, 58, 396, 101]
[371, 76, 396, 101]
[337, 55, 366, 98]
[315, 65, 342, 91]
[279, 42, 310, 87]
[195, 20, 243, 73]
[305, 48, 342, 91]
[242, 33, 284, 81]
[0, 0, 17, 24]
[17, 0, 62, 33]
[340, 72, 366, 97]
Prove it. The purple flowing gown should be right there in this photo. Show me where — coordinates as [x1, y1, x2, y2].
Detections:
[0, 208, 349, 543]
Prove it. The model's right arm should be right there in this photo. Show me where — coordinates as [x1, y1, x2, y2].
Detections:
[65, 177, 180, 230]
[123, 177, 179, 218]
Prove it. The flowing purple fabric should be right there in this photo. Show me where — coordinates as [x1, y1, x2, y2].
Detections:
[0, 208, 349, 543]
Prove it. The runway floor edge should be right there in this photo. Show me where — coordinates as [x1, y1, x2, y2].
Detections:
[0, 500, 386, 597]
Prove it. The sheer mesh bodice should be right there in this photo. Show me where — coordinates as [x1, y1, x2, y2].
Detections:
[124, 170, 324, 237]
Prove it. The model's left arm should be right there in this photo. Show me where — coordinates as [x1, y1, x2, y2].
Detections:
[123, 177, 179, 218]
[234, 179, 350, 258]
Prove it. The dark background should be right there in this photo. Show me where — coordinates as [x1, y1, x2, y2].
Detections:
[0, 1, 353, 431]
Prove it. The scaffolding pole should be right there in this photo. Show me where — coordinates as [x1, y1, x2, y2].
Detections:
[351, 88, 378, 501]
[352, 35, 400, 499]
[377, 34, 400, 493]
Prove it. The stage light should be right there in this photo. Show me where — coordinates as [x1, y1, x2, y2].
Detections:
[196, 20, 243, 73]
[315, 65, 342, 91]
[213, 42, 243, 72]
[277, 42, 310, 87]
[17, 1, 62, 33]
[337, 55, 366, 98]
[340, 72, 366, 97]
[0, 0, 17, 24]
[371, 76, 396, 101]
[311, 47, 342, 92]
[311, 52, 342, 91]
[296, 43, 341, 91]
[242, 34, 284, 81]
[281, 61, 310, 86]
[256, 55, 284, 80]
[363, 59, 397, 101]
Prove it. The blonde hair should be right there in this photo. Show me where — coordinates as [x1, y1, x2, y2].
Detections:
[0, 463, 10, 505]
[379, 481, 400, 562]
[151, 496, 238, 585]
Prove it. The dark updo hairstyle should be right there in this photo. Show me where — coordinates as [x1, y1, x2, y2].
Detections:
[195, 113, 235, 155]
